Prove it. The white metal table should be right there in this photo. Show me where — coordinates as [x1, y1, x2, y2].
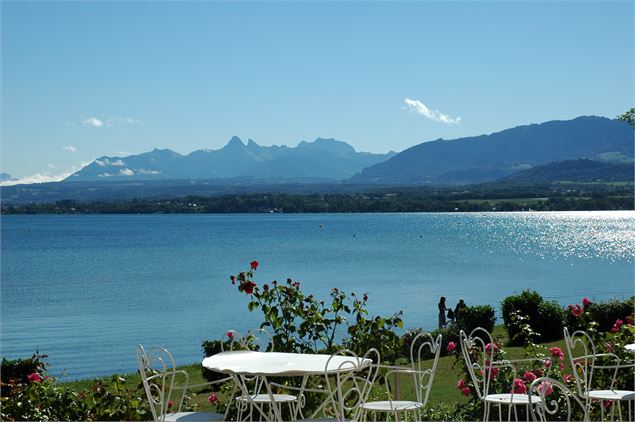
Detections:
[202, 350, 371, 421]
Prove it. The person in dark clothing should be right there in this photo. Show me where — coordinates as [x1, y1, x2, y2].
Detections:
[454, 299, 467, 322]
[438, 296, 447, 328]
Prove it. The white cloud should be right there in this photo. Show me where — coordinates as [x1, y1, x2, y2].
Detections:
[110, 159, 125, 167]
[404, 98, 461, 124]
[0, 161, 91, 186]
[76, 116, 139, 128]
[119, 168, 134, 176]
[62, 145, 77, 152]
[137, 168, 161, 175]
[82, 117, 104, 128]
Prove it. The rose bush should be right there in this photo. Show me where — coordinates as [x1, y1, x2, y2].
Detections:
[229, 261, 403, 358]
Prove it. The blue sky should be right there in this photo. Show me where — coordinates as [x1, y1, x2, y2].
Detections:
[2, 1, 633, 182]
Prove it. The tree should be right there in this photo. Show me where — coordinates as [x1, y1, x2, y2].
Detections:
[617, 108, 635, 128]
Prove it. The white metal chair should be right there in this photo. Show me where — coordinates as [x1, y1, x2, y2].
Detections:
[460, 327, 543, 421]
[324, 348, 381, 422]
[225, 328, 299, 421]
[563, 327, 635, 421]
[359, 332, 442, 421]
[527, 376, 588, 421]
[136, 345, 228, 422]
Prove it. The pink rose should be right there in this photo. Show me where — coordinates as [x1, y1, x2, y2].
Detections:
[611, 319, 623, 333]
[208, 393, 218, 404]
[538, 381, 554, 396]
[27, 373, 41, 383]
[511, 378, 527, 394]
[568, 304, 583, 318]
[582, 297, 591, 307]
[544, 359, 551, 368]
[549, 347, 564, 361]
[446, 341, 456, 353]
[563, 374, 574, 384]
[461, 387, 471, 396]
[603, 400, 614, 409]
[225, 330, 235, 340]
[457, 379, 466, 389]
[523, 371, 537, 383]
[250, 261, 259, 270]
[167, 400, 174, 408]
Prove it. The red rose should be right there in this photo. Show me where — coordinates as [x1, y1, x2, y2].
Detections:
[167, 400, 174, 408]
[208, 393, 218, 404]
[456, 379, 466, 389]
[582, 297, 591, 307]
[244, 281, 256, 295]
[263, 284, 269, 292]
[250, 261, 259, 270]
[461, 387, 471, 396]
[226, 330, 235, 340]
[446, 341, 456, 353]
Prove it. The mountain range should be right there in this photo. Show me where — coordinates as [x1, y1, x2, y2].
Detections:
[351, 116, 633, 184]
[67, 137, 395, 182]
[66, 116, 633, 186]
[1, 115, 633, 204]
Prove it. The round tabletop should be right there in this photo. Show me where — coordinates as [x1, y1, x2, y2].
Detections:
[202, 350, 372, 376]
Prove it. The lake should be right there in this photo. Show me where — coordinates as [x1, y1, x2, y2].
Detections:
[1, 212, 633, 380]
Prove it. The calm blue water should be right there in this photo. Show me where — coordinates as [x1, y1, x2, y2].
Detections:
[1, 212, 634, 380]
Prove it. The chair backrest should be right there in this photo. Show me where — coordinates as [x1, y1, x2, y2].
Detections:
[136, 345, 185, 422]
[528, 377, 588, 422]
[563, 327, 596, 397]
[325, 348, 381, 422]
[459, 327, 497, 400]
[410, 331, 443, 406]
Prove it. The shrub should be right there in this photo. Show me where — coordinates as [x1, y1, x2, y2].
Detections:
[202, 339, 231, 383]
[456, 305, 496, 335]
[502, 290, 565, 345]
[566, 297, 635, 333]
[1, 353, 150, 421]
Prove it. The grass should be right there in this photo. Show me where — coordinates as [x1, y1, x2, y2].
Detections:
[61, 326, 570, 412]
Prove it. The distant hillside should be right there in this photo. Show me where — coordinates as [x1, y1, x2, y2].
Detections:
[501, 159, 634, 183]
[0, 173, 14, 182]
[351, 116, 634, 185]
[66, 137, 395, 182]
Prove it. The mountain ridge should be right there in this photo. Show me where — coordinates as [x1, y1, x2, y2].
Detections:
[350, 116, 633, 184]
[67, 137, 395, 182]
